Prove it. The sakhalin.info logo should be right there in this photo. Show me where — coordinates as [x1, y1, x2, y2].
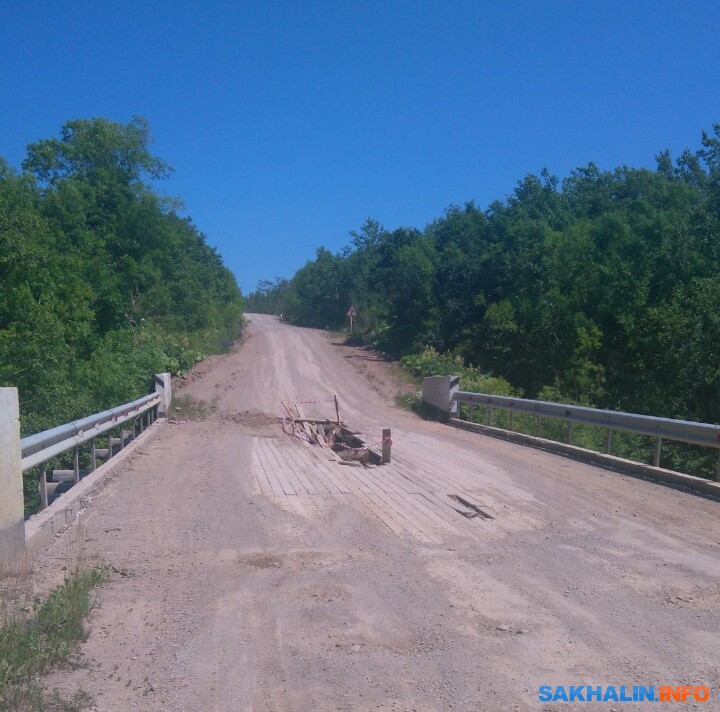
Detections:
[538, 685, 711, 703]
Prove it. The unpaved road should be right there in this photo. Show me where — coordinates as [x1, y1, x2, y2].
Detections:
[38, 314, 720, 710]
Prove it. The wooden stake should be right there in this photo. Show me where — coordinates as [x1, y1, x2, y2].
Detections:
[381, 428, 392, 464]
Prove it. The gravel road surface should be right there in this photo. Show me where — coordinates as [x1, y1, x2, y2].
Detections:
[37, 314, 720, 711]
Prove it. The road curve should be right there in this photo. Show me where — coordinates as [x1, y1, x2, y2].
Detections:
[38, 314, 720, 711]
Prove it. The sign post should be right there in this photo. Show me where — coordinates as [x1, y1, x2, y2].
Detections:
[346, 305, 357, 335]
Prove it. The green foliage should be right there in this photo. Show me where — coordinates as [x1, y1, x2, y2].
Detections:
[395, 390, 422, 413]
[1, 117, 241, 515]
[0, 117, 243, 445]
[0, 565, 108, 711]
[400, 347, 517, 396]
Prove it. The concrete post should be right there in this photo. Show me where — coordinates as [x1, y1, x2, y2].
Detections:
[154, 372, 172, 417]
[0, 388, 26, 566]
[422, 375, 459, 422]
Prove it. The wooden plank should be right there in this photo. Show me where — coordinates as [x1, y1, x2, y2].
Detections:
[387, 460, 490, 531]
[365, 492, 437, 543]
[349, 490, 411, 539]
[295, 443, 350, 494]
[286, 493, 310, 517]
[305, 459, 418, 539]
[252, 439, 287, 498]
[400, 433, 502, 483]
[278, 447, 317, 496]
[250, 466, 263, 495]
[387, 490, 465, 538]
[362, 461, 465, 534]
[374, 483, 453, 540]
[283, 441, 341, 495]
[259, 438, 295, 495]
[296, 492, 322, 517]
[418, 490, 486, 529]
[264, 438, 308, 496]
[290, 439, 344, 489]
[340, 484, 414, 541]
[337, 462, 440, 542]
[251, 439, 275, 497]
[257, 438, 297, 496]
[389, 447, 461, 492]
[398, 454, 490, 504]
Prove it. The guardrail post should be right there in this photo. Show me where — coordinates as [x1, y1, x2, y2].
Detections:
[90, 438, 97, 471]
[715, 453, 720, 482]
[653, 437, 662, 467]
[73, 446, 80, 483]
[39, 466, 48, 510]
[154, 372, 172, 417]
[605, 428, 612, 454]
[567, 421, 573, 444]
[0, 387, 26, 565]
[535, 415, 541, 437]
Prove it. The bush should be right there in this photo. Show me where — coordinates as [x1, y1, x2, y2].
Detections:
[400, 346, 518, 396]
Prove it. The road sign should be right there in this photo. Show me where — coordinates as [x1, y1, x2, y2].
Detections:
[347, 306, 357, 335]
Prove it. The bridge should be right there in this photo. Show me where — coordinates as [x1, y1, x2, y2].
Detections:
[2, 314, 719, 710]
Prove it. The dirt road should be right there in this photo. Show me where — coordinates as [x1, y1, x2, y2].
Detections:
[39, 314, 720, 710]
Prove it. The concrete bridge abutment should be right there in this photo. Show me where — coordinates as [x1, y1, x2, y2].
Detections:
[0, 388, 26, 566]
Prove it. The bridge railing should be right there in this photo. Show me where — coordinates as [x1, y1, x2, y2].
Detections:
[22, 391, 162, 509]
[422, 375, 720, 482]
[0, 373, 171, 566]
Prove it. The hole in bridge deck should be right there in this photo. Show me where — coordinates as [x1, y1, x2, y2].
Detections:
[280, 415, 382, 466]
[448, 494, 493, 520]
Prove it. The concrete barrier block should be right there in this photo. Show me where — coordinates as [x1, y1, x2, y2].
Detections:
[422, 376, 460, 421]
[0, 388, 26, 566]
[154, 372, 172, 416]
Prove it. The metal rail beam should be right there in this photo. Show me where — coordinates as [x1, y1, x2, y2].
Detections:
[455, 392, 720, 450]
[21, 394, 160, 472]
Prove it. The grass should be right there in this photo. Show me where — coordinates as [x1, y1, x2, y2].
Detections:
[395, 390, 422, 414]
[169, 393, 217, 420]
[0, 564, 109, 711]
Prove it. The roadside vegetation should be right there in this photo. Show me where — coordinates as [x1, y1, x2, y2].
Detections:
[0, 117, 244, 503]
[0, 564, 108, 711]
[248, 125, 720, 477]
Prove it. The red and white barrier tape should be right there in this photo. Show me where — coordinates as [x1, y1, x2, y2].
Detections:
[290, 397, 337, 405]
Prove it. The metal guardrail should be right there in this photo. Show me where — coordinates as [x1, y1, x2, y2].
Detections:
[21, 392, 162, 509]
[455, 391, 720, 476]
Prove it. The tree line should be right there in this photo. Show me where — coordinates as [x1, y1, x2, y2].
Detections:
[248, 126, 720, 435]
[1, 117, 244, 438]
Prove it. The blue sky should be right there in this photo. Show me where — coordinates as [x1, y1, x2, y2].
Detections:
[1, 1, 718, 293]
